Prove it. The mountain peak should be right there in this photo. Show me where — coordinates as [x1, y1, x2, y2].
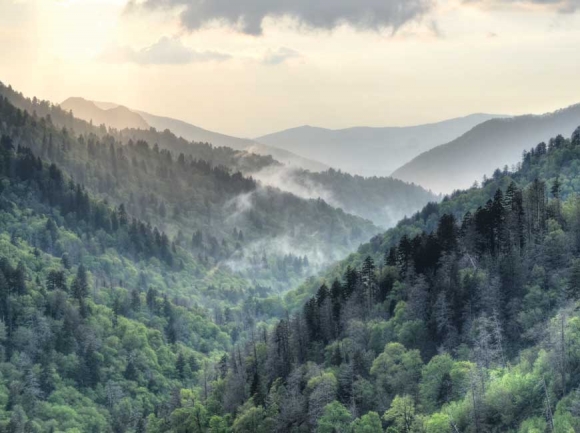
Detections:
[256, 114, 504, 177]
[391, 102, 580, 193]
[60, 97, 149, 130]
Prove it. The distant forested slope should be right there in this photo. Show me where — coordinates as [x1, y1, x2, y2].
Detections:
[0, 83, 381, 295]
[193, 125, 580, 433]
[2, 79, 580, 431]
[63, 96, 329, 172]
[393, 104, 580, 193]
[254, 166, 439, 228]
[256, 113, 504, 177]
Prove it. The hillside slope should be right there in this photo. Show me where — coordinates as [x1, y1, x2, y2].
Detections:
[256, 113, 504, 177]
[135, 109, 329, 172]
[61, 97, 149, 130]
[253, 166, 439, 228]
[2, 84, 381, 296]
[393, 103, 580, 193]
[0, 133, 249, 431]
[58, 91, 436, 231]
[74, 97, 329, 172]
[192, 125, 580, 433]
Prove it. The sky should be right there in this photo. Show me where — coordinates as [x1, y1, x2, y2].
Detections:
[1, 0, 580, 138]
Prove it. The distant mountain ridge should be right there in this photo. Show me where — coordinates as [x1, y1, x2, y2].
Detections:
[392, 103, 580, 193]
[63, 97, 329, 172]
[255, 113, 507, 177]
[135, 109, 329, 172]
[53, 94, 437, 229]
[61, 97, 149, 130]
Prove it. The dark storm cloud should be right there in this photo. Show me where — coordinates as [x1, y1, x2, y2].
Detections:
[131, 0, 433, 35]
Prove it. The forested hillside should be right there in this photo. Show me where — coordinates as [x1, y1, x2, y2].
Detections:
[155, 126, 580, 432]
[0, 85, 381, 294]
[254, 167, 439, 228]
[2, 83, 278, 175]
[7, 77, 580, 432]
[61, 93, 437, 228]
[62, 96, 329, 173]
[0, 133, 245, 431]
[61, 97, 149, 131]
[256, 114, 504, 177]
[393, 104, 580, 193]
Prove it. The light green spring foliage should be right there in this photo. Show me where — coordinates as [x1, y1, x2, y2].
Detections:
[316, 401, 351, 433]
[3, 83, 580, 433]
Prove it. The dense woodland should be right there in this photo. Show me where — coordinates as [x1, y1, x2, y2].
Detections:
[0, 82, 278, 174]
[392, 103, 580, 193]
[289, 168, 438, 227]
[2, 81, 436, 233]
[161, 126, 580, 433]
[1, 79, 580, 432]
[0, 84, 380, 297]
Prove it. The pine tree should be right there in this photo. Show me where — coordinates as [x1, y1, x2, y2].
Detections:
[130, 289, 141, 312]
[572, 126, 580, 146]
[567, 259, 580, 300]
[124, 359, 139, 382]
[176, 353, 186, 379]
[385, 247, 397, 267]
[78, 344, 101, 388]
[72, 265, 89, 302]
[361, 256, 377, 312]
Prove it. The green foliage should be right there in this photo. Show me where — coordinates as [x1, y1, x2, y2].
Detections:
[316, 401, 352, 433]
[370, 343, 423, 402]
[292, 168, 438, 227]
[2, 81, 580, 433]
[351, 411, 383, 433]
[383, 395, 417, 433]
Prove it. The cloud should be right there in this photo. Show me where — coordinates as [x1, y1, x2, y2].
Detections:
[465, 0, 580, 13]
[262, 47, 301, 65]
[251, 166, 335, 204]
[428, 20, 444, 38]
[100, 36, 231, 65]
[131, 0, 434, 35]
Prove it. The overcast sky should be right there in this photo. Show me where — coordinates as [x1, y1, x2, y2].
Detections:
[1, 0, 580, 137]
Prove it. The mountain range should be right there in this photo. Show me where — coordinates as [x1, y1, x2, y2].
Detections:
[3, 79, 580, 432]
[60, 95, 439, 228]
[255, 114, 506, 177]
[392, 103, 580, 192]
[2, 84, 380, 295]
[61, 97, 329, 172]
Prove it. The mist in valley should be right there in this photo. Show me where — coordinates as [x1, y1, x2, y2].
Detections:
[251, 164, 439, 228]
[4, 0, 580, 431]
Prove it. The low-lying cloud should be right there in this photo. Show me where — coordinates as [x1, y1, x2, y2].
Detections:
[100, 36, 231, 65]
[251, 166, 336, 204]
[131, 0, 434, 35]
[263, 47, 302, 65]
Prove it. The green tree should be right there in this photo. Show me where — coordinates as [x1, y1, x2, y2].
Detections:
[72, 264, 89, 302]
[171, 403, 209, 433]
[383, 395, 416, 433]
[370, 343, 423, 401]
[351, 411, 383, 433]
[317, 401, 352, 433]
[424, 413, 451, 433]
[567, 259, 580, 300]
[419, 354, 455, 414]
[209, 416, 228, 433]
[231, 403, 274, 433]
